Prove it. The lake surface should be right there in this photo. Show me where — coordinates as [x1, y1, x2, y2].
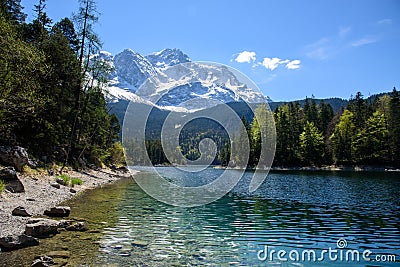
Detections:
[2, 169, 399, 266]
[95, 168, 399, 266]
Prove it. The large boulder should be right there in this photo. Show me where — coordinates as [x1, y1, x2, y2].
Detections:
[0, 167, 25, 193]
[25, 218, 62, 238]
[0, 146, 29, 172]
[44, 206, 71, 218]
[0, 234, 39, 251]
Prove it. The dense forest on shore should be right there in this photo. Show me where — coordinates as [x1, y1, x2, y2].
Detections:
[0, 0, 123, 168]
[141, 90, 400, 168]
[268, 91, 399, 167]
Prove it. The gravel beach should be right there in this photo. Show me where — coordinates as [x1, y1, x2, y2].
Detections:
[0, 168, 134, 239]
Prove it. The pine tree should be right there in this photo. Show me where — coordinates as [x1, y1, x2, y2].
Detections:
[331, 109, 356, 164]
[299, 121, 325, 166]
[33, 0, 52, 29]
[52, 18, 79, 52]
[0, 0, 26, 24]
[352, 110, 389, 164]
[389, 88, 400, 165]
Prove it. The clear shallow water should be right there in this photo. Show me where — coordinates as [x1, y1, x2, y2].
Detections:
[95, 169, 400, 266]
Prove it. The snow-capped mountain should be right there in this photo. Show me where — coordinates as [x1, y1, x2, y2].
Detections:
[95, 48, 269, 112]
[145, 48, 190, 69]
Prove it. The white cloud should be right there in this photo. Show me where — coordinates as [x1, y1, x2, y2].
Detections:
[261, 57, 283, 70]
[235, 51, 256, 63]
[350, 37, 378, 47]
[260, 57, 300, 71]
[286, 60, 301, 69]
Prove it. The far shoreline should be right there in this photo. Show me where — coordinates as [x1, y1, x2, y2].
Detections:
[213, 165, 400, 172]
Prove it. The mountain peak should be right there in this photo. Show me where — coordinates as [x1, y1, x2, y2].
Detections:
[145, 48, 190, 69]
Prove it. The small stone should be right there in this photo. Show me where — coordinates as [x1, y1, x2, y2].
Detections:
[56, 178, 67, 186]
[31, 255, 54, 267]
[44, 206, 70, 218]
[50, 183, 60, 189]
[47, 250, 70, 259]
[12, 206, 31, 217]
[131, 240, 148, 248]
[26, 198, 35, 201]
[117, 166, 129, 173]
[118, 252, 131, 257]
[70, 188, 77, 194]
[66, 222, 86, 232]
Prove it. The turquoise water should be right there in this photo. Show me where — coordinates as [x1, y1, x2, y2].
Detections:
[95, 169, 400, 266]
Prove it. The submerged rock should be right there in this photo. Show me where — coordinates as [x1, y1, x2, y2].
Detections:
[47, 250, 70, 259]
[12, 206, 31, 217]
[25, 218, 61, 237]
[44, 206, 71, 218]
[66, 221, 86, 232]
[0, 167, 25, 193]
[31, 256, 54, 267]
[0, 234, 39, 251]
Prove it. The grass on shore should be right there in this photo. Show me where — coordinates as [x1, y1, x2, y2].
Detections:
[71, 178, 83, 187]
[56, 174, 83, 187]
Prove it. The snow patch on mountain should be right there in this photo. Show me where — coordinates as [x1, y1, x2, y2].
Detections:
[93, 48, 270, 112]
[145, 48, 190, 69]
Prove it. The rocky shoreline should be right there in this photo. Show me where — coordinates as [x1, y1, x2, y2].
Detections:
[0, 167, 134, 253]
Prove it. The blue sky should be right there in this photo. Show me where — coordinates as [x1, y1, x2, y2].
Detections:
[22, 0, 399, 101]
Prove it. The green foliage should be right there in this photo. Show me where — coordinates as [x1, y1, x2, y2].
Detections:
[0, 3, 120, 169]
[106, 142, 126, 166]
[0, 179, 4, 193]
[331, 109, 356, 164]
[55, 174, 83, 187]
[299, 121, 325, 166]
[388, 88, 400, 165]
[352, 110, 389, 164]
[70, 177, 83, 187]
[0, 15, 47, 145]
[56, 174, 70, 185]
[1, 0, 27, 24]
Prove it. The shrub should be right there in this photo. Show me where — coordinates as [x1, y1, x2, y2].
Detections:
[0, 180, 4, 193]
[70, 178, 83, 187]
